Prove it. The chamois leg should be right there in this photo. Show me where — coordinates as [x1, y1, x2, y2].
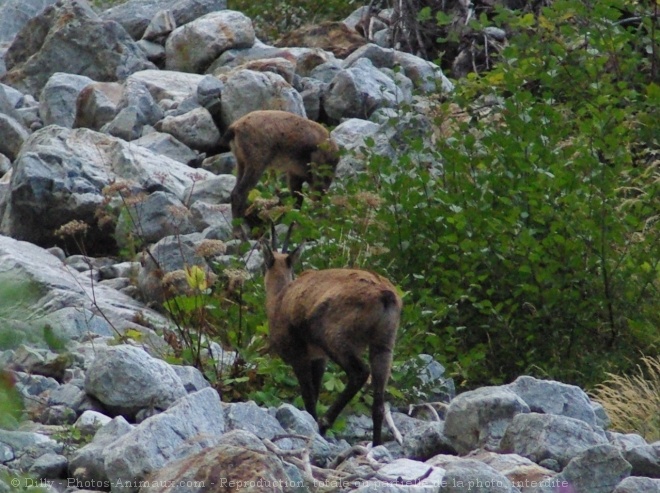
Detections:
[369, 347, 394, 446]
[291, 359, 319, 421]
[287, 174, 305, 209]
[311, 358, 327, 405]
[319, 351, 369, 436]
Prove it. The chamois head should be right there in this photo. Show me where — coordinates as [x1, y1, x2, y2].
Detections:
[260, 224, 401, 445]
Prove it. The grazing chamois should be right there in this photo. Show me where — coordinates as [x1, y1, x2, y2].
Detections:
[261, 227, 401, 445]
[219, 110, 340, 225]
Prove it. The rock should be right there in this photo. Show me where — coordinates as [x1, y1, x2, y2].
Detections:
[507, 376, 598, 427]
[0, 0, 60, 46]
[134, 132, 199, 165]
[184, 175, 235, 204]
[157, 107, 222, 152]
[553, 444, 631, 493]
[139, 443, 292, 493]
[0, 113, 29, 161]
[28, 452, 68, 479]
[402, 420, 455, 460]
[102, 0, 228, 41]
[74, 81, 125, 131]
[353, 459, 446, 492]
[39, 73, 94, 128]
[137, 234, 212, 304]
[224, 401, 289, 443]
[331, 118, 395, 177]
[219, 69, 305, 129]
[84, 345, 187, 418]
[1, 125, 215, 248]
[170, 365, 210, 393]
[165, 10, 255, 73]
[0, 429, 64, 473]
[400, 354, 456, 402]
[426, 457, 517, 492]
[74, 411, 113, 436]
[3, 0, 155, 95]
[323, 58, 407, 122]
[466, 450, 555, 493]
[444, 387, 530, 454]
[392, 51, 454, 94]
[236, 57, 297, 85]
[343, 43, 395, 69]
[115, 77, 164, 128]
[275, 21, 366, 58]
[114, 190, 196, 249]
[613, 476, 660, 492]
[128, 70, 206, 104]
[499, 413, 608, 468]
[69, 416, 134, 487]
[103, 388, 225, 493]
[189, 202, 233, 236]
[622, 444, 660, 477]
[275, 403, 333, 465]
[142, 9, 176, 42]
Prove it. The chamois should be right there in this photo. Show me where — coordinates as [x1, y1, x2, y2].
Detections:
[261, 228, 401, 445]
[219, 110, 340, 225]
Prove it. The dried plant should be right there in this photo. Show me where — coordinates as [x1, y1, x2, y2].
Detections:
[591, 355, 660, 442]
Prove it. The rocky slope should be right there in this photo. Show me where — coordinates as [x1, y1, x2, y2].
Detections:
[0, 0, 658, 492]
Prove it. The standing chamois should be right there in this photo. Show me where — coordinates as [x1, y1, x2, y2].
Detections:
[261, 227, 401, 445]
[219, 110, 340, 226]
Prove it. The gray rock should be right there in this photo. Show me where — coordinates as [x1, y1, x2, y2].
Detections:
[196, 74, 224, 109]
[115, 190, 196, 248]
[69, 416, 134, 486]
[0, 429, 64, 472]
[554, 444, 631, 493]
[142, 9, 176, 41]
[400, 354, 456, 402]
[200, 151, 235, 174]
[104, 388, 225, 493]
[1, 126, 215, 247]
[84, 345, 187, 418]
[102, 0, 228, 40]
[609, 432, 649, 451]
[499, 412, 608, 468]
[331, 118, 395, 177]
[74, 81, 124, 131]
[354, 459, 446, 492]
[275, 403, 333, 465]
[403, 421, 455, 460]
[137, 39, 167, 66]
[224, 401, 288, 443]
[157, 107, 221, 152]
[134, 132, 199, 165]
[219, 69, 305, 129]
[3, 0, 155, 95]
[613, 476, 660, 493]
[101, 106, 145, 141]
[428, 457, 517, 492]
[184, 174, 235, 204]
[623, 444, 660, 477]
[466, 450, 555, 492]
[343, 43, 395, 69]
[0, 154, 10, 177]
[165, 10, 255, 73]
[323, 58, 406, 122]
[0, 113, 29, 161]
[28, 452, 68, 479]
[0, 0, 60, 46]
[444, 387, 530, 454]
[190, 202, 233, 235]
[507, 376, 598, 427]
[592, 401, 611, 429]
[129, 69, 206, 104]
[170, 365, 211, 393]
[74, 410, 113, 436]
[393, 51, 454, 94]
[39, 73, 94, 128]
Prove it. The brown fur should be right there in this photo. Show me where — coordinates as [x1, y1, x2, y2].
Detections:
[262, 242, 401, 445]
[221, 110, 340, 224]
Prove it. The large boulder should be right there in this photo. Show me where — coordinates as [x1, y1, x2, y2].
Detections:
[0, 0, 59, 46]
[103, 388, 225, 493]
[0, 125, 215, 248]
[2, 0, 155, 95]
[444, 386, 530, 454]
[499, 413, 608, 468]
[165, 10, 255, 73]
[101, 0, 228, 41]
[39, 73, 94, 128]
[84, 345, 187, 418]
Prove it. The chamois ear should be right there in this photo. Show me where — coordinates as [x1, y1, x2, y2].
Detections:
[261, 241, 275, 269]
[286, 241, 305, 267]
